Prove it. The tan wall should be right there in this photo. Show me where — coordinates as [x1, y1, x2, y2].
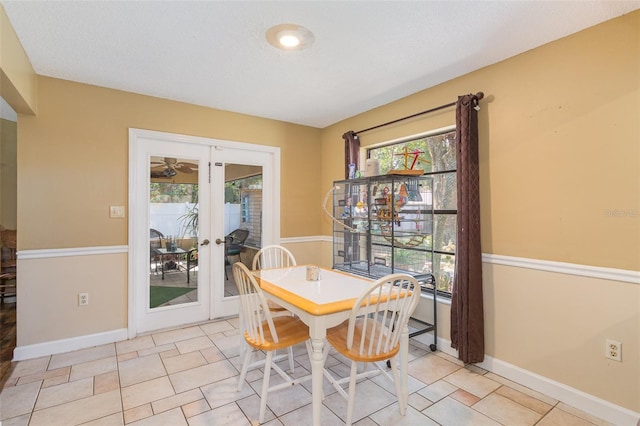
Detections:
[18, 253, 128, 345]
[18, 76, 322, 250]
[322, 11, 639, 271]
[320, 11, 639, 412]
[283, 239, 333, 269]
[1, 118, 17, 229]
[14, 77, 321, 346]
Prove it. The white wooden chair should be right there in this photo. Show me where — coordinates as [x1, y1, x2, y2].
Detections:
[252, 244, 297, 270]
[324, 273, 421, 425]
[251, 244, 298, 368]
[233, 262, 312, 423]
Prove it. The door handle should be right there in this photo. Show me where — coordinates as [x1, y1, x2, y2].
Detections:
[215, 238, 225, 245]
[200, 239, 210, 246]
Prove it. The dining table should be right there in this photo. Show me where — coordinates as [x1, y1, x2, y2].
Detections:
[252, 265, 412, 426]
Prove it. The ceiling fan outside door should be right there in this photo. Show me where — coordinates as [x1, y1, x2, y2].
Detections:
[150, 157, 198, 178]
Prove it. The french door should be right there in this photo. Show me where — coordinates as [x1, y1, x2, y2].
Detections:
[212, 146, 278, 317]
[129, 129, 279, 335]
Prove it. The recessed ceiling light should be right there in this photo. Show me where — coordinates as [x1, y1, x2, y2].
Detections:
[279, 33, 300, 48]
[266, 24, 314, 51]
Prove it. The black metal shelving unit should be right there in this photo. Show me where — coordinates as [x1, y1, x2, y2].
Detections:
[332, 175, 437, 352]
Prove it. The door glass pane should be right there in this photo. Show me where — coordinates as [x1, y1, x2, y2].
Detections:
[149, 156, 199, 308]
[223, 164, 262, 298]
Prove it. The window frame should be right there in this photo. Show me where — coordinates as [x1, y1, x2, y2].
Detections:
[365, 125, 456, 298]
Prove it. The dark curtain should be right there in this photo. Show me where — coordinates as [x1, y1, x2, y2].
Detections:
[450, 93, 484, 364]
[342, 131, 360, 179]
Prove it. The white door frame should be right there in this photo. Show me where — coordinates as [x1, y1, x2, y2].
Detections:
[128, 128, 280, 338]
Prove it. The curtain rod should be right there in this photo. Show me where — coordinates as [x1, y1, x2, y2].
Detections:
[353, 92, 484, 136]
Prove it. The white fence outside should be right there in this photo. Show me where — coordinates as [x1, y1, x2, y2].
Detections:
[150, 203, 240, 238]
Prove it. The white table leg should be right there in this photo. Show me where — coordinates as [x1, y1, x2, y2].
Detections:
[310, 336, 325, 426]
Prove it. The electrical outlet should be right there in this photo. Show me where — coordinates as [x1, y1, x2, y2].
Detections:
[79, 293, 89, 306]
[605, 339, 621, 362]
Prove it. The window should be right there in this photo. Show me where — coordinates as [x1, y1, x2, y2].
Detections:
[225, 174, 263, 247]
[367, 129, 457, 296]
[241, 195, 250, 223]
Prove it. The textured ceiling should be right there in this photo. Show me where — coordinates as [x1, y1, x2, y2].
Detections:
[2, 1, 639, 128]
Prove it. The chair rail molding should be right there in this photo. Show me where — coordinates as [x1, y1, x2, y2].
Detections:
[281, 235, 331, 244]
[18, 245, 128, 259]
[482, 253, 639, 285]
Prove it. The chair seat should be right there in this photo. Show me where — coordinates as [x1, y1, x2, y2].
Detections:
[267, 299, 288, 312]
[327, 318, 400, 363]
[245, 316, 309, 351]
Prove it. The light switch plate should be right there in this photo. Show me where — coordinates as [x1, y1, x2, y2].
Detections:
[110, 206, 125, 218]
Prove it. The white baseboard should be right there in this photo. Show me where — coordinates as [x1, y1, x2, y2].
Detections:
[13, 328, 128, 361]
[413, 334, 639, 426]
[478, 355, 640, 426]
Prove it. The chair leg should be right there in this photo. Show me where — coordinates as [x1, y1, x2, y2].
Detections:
[237, 345, 253, 392]
[345, 361, 358, 426]
[287, 346, 295, 372]
[238, 316, 247, 358]
[388, 355, 405, 414]
[259, 351, 274, 423]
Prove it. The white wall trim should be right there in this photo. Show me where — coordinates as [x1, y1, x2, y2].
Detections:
[413, 334, 639, 426]
[295, 238, 639, 285]
[483, 253, 640, 285]
[281, 235, 331, 244]
[18, 245, 128, 260]
[18, 243, 636, 284]
[13, 328, 128, 361]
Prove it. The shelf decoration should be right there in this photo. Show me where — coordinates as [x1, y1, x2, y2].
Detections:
[387, 147, 430, 176]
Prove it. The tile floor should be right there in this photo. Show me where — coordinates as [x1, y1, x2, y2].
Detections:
[0, 316, 612, 426]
